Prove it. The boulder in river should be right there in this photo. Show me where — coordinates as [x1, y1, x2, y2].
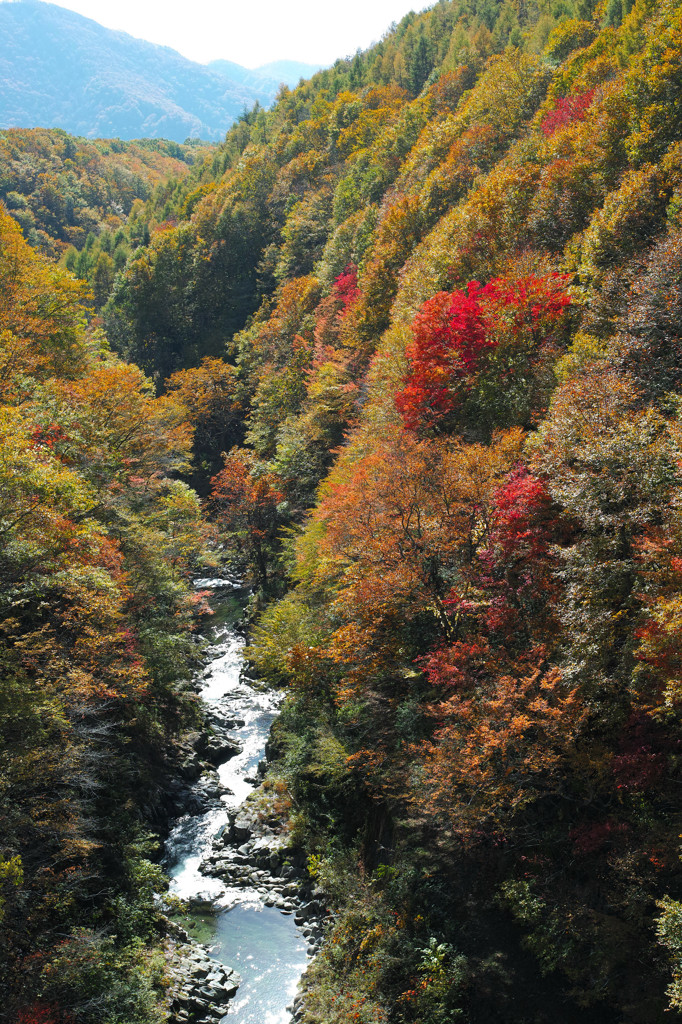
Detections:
[194, 726, 243, 766]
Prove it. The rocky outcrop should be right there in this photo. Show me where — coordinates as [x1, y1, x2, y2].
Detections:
[163, 715, 243, 817]
[200, 793, 329, 960]
[194, 724, 243, 767]
[164, 933, 241, 1024]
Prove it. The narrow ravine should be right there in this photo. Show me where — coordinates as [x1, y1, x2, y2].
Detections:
[164, 578, 309, 1024]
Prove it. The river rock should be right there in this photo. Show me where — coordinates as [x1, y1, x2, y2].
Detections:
[231, 814, 253, 842]
[210, 979, 239, 1000]
[165, 935, 242, 1024]
[178, 756, 202, 782]
[194, 727, 243, 766]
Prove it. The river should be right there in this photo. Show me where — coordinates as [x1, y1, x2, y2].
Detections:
[164, 578, 308, 1023]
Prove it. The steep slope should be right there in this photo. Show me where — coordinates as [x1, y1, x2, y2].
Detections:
[0, 202, 208, 1024]
[0, 0, 292, 141]
[101, 0, 682, 1018]
[6, 0, 682, 1019]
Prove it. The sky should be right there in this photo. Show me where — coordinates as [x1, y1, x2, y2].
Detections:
[17, 0, 434, 69]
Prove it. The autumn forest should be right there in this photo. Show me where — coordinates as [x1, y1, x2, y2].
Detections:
[3, 0, 682, 1020]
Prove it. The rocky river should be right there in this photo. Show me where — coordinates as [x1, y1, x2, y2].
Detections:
[161, 578, 326, 1024]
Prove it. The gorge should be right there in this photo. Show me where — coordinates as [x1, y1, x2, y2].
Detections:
[163, 577, 311, 1024]
[4, 0, 682, 1021]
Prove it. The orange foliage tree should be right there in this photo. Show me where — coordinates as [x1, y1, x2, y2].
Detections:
[210, 449, 284, 590]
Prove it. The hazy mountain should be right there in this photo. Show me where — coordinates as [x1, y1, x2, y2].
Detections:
[254, 60, 323, 86]
[209, 58, 324, 90]
[0, 0, 319, 141]
[205, 60, 283, 96]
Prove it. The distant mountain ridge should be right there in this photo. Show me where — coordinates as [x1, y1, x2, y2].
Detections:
[0, 0, 322, 141]
[208, 59, 323, 90]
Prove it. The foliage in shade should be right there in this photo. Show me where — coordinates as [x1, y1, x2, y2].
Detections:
[0, 205, 206, 1021]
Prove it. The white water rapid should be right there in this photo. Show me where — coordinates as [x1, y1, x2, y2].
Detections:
[164, 579, 308, 1024]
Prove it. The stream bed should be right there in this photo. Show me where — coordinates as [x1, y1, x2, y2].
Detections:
[164, 579, 309, 1023]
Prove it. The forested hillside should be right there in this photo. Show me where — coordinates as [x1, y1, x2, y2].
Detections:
[0, 207, 208, 1021]
[0, 0, 290, 142]
[5, 0, 682, 1020]
[0, 128, 211, 260]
